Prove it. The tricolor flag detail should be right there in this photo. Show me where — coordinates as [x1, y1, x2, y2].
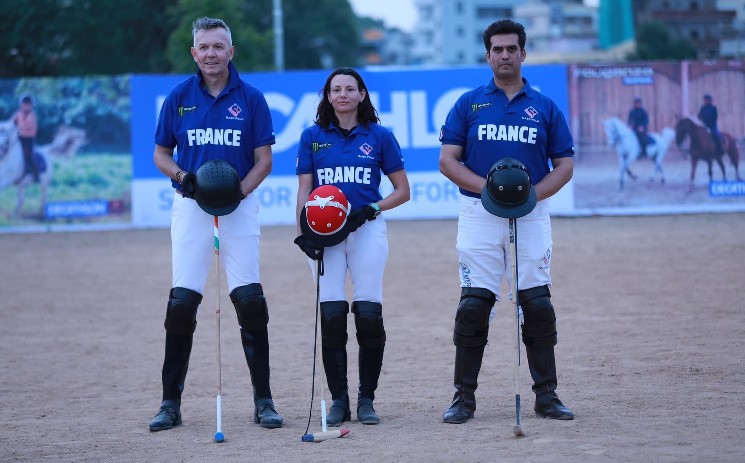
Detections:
[213, 216, 220, 254]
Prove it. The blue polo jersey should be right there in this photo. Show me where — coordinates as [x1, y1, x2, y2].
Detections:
[155, 61, 275, 189]
[439, 77, 574, 198]
[296, 123, 405, 209]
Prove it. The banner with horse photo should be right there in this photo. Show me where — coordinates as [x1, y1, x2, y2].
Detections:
[0, 76, 131, 231]
[568, 60, 744, 214]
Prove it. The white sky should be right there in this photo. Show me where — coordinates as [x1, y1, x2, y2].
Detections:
[349, 0, 418, 32]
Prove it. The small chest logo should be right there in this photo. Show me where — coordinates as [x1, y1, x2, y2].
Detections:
[312, 142, 332, 152]
[471, 102, 491, 113]
[178, 105, 197, 117]
[228, 104, 242, 117]
[359, 142, 373, 156]
[524, 106, 538, 119]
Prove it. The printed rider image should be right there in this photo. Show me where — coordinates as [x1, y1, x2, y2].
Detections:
[11, 95, 40, 183]
[698, 94, 723, 156]
[627, 96, 649, 158]
[438, 19, 575, 424]
[294, 67, 410, 426]
[148, 16, 283, 432]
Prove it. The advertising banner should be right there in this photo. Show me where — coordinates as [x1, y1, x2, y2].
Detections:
[130, 64, 573, 227]
[4, 60, 741, 234]
[568, 60, 745, 215]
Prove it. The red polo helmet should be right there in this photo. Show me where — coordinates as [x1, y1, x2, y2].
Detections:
[304, 185, 350, 236]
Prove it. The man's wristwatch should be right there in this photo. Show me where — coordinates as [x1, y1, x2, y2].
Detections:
[370, 202, 381, 218]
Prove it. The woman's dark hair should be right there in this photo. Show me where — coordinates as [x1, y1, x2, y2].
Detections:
[315, 67, 379, 128]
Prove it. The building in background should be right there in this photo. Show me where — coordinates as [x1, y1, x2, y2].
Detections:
[357, 0, 745, 67]
[598, 0, 635, 49]
[719, 0, 745, 57]
[631, 0, 742, 59]
[515, 0, 597, 58]
[408, 0, 600, 65]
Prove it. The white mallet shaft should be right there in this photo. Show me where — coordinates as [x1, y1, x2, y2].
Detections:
[320, 399, 328, 433]
[216, 394, 223, 432]
[510, 218, 526, 437]
[301, 428, 350, 442]
[214, 216, 225, 443]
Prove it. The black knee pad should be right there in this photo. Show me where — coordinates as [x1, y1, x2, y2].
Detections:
[230, 283, 269, 331]
[453, 287, 495, 348]
[164, 287, 202, 336]
[352, 301, 386, 348]
[321, 301, 349, 349]
[519, 285, 557, 348]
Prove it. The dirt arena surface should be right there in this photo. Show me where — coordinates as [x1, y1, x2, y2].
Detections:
[1, 213, 744, 462]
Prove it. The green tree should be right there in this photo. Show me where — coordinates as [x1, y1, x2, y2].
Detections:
[2, 0, 362, 77]
[276, 0, 360, 70]
[166, 0, 360, 72]
[165, 0, 274, 73]
[62, 0, 176, 75]
[1, 0, 174, 77]
[627, 20, 697, 61]
[2, 0, 76, 77]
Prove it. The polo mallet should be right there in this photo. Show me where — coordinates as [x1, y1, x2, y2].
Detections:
[509, 218, 526, 438]
[213, 216, 225, 443]
[302, 258, 350, 443]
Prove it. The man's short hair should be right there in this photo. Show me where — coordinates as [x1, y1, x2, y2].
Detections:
[192, 17, 232, 47]
[483, 19, 526, 51]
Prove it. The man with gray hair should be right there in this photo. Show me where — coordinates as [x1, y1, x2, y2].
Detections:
[148, 16, 283, 432]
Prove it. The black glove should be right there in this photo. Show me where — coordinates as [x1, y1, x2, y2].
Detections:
[346, 204, 377, 233]
[294, 236, 324, 260]
[180, 172, 197, 199]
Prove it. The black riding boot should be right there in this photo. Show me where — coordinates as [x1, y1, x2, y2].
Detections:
[526, 346, 574, 420]
[241, 328, 283, 428]
[442, 345, 485, 423]
[323, 346, 351, 426]
[352, 301, 386, 425]
[357, 345, 384, 424]
[149, 332, 192, 431]
[319, 300, 351, 426]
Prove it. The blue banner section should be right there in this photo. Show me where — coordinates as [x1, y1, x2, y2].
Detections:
[710, 181, 745, 196]
[46, 200, 110, 218]
[131, 65, 569, 179]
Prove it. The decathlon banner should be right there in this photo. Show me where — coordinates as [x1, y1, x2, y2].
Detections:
[130, 65, 573, 227]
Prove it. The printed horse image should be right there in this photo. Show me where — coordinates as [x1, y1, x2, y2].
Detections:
[603, 117, 676, 190]
[674, 117, 741, 192]
[0, 121, 87, 218]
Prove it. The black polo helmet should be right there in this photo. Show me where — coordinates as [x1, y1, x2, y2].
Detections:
[194, 159, 243, 216]
[480, 157, 537, 219]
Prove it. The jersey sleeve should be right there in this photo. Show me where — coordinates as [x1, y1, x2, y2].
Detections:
[154, 92, 177, 149]
[380, 129, 405, 175]
[295, 128, 314, 175]
[547, 103, 574, 160]
[249, 92, 276, 149]
[439, 95, 468, 146]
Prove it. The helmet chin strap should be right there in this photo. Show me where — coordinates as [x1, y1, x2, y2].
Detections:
[305, 196, 350, 215]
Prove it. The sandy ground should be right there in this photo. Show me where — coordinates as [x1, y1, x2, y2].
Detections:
[1, 213, 744, 463]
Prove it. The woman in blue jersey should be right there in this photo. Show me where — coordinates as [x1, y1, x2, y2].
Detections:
[439, 19, 575, 424]
[295, 67, 410, 426]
